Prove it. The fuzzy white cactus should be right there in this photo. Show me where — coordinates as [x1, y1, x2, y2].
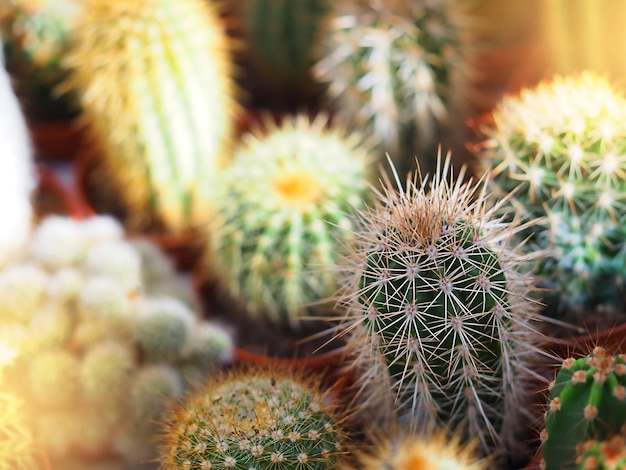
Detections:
[0, 41, 34, 268]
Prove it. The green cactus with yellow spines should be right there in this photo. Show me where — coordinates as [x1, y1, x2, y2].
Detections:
[0, 0, 81, 119]
[64, 0, 238, 233]
[478, 72, 626, 317]
[331, 154, 546, 457]
[541, 347, 626, 470]
[160, 366, 346, 469]
[206, 113, 373, 328]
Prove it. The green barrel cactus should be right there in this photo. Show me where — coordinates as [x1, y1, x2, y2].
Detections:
[576, 434, 626, 470]
[0, 0, 80, 119]
[477, 72, 626, 318]
[0, 215, 234, 468]
[160, 367, 346, 469]
[206, 113, 373, 328]
[332, 154, 546, 456]
[239, 0, 330, 98]
[313, 0, 475, 173]
[64, 0, 238, 233]
[541, 346, 626, 470]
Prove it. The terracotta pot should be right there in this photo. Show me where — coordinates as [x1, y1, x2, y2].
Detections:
[34, 164, 88, 221]
[72, 142, 204, 271]
[28, 119, 85, 163]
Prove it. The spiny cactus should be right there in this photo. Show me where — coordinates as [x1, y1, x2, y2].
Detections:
[206, 113, 373, 328]
[0, 215, 233, 468]
[0, 0, 80, 119]
[239, 0, 330, 98]
[332, 154, 546, 456]
[576, 434, 626, 470]
[355, 431, 485, 470]
[0, 47, 34, 269]
[477, 72, 626, 317]
[64, 0, 238, 233]
[160, 366, 346, 469]
[313, 0, 476, 173]
[541, 346, 626, 470]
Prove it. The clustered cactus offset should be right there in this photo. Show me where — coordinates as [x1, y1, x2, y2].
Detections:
[541, 346, 626, 470]
[478, 72, 626, 317]
[332, 154, 546, 456]
[64, 0, 238, 233]
[576, 434, 626, 470]
[160, 367, 346, 469]
[206, 113, 373, 327]
[0, 215, 233, 468]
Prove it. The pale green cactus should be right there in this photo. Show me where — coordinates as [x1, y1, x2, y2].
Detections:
[478, 72, 626, 317]
[206, 113, 373, 328]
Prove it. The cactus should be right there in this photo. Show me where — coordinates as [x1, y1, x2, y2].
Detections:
[0, 215, 234, 467]
[332, 154, 546, 456]
[541, 346, 626, 470]
[239, 0, 330, 98]
[0, 393, 38, 470]
[576, 434, 626, 470]
[160, 367, 346, 469]
[355, 431, 485, 470]
[0, 0, 80, 119]
[0, 45, 34, 269]
[313, 0, 475, 173]
[477, 72, 626, 317]
[206, 113, 373, 327]
[64, 0, 238, 233]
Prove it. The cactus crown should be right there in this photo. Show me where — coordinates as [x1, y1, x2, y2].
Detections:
[332, 154, 545, 455]
[160, 366, 346, 469]
[355, 430, 486, 470]
[208, 113, 373, 327]
[542, 346, 626, 470]
[479, 72, 626, 316]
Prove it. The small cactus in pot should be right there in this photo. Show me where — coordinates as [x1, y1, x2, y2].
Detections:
[205, 113, 373, 328]
[64, 0, 238, 233]
[160, 366, 347, 469]
[476, 72, 626, 318]
[541, 346, 626, 470]
[331, 154, 547, 457]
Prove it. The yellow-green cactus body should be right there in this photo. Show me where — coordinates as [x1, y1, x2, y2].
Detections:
[65, 0, 237, 232]
[208, 114, 373, 327]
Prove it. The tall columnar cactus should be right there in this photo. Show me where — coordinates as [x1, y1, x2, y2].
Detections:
[64, 0, 238, 233]
[357, 433, 485, 470]
[541, 346, 626, 470]
[0, 48, 34, 268]
[206, 114, 373, 327]
[478, 72, 626, 317]
[333, 155, 546, 456]
[0, 0, 80, 119]
[576, 434, 626, 470]
[239, 0, 330, 97]
[313, 0, 475, 171]
[160, 367, 346, 469]
[0, 215, 234, 468]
